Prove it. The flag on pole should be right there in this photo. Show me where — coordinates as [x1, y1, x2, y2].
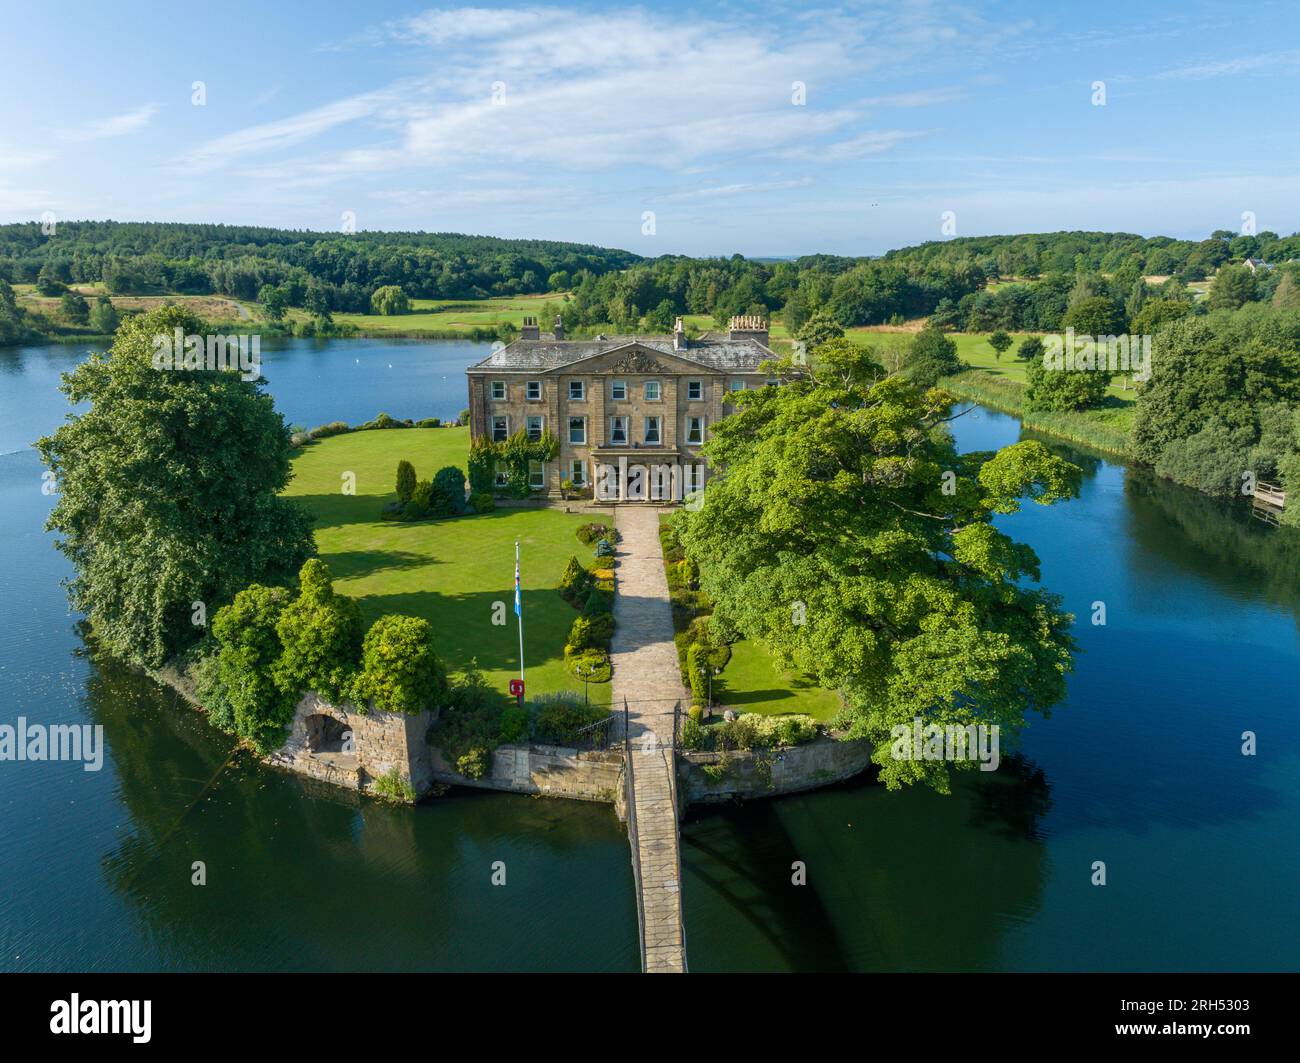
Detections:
[514, 556, 522, 617]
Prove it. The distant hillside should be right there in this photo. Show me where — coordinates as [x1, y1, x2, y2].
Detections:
[884, 229, 1300, 281]
[0, 220, 642, 302]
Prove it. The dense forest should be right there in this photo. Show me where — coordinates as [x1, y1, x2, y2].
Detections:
[0, 220, 641, 305]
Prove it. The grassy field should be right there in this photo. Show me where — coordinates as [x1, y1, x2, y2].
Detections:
[307, 293, 567, 335]
[13, 283, 254, 324]
[282, 426, 613, 705]
[712, 639, 841, 721]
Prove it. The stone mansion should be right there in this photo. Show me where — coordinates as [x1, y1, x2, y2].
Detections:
[466, 315, 776, 501]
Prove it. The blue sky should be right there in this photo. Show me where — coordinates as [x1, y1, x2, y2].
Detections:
[2, 0, 1298, 255]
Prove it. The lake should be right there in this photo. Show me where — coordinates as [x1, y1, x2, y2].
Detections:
[1, 338, 1297, 970]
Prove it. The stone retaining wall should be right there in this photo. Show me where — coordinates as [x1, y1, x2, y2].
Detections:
[430, 743, 624, 803]
[678, 735, 873, 803]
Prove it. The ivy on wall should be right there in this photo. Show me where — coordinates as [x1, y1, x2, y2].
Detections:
[475, 430, 560, 498]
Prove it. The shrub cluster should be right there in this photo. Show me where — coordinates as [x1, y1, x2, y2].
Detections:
[559, 553, 614, 683]
[195, 559, 448, 755]
[381, 461, 469, 521]
[679, 711, 820, 753]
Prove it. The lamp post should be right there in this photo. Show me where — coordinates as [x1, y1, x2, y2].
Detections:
[578, 662, 593, 707]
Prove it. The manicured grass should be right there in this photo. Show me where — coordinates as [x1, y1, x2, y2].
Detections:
[282, 426, 612, 705]
[712, 639, 841, 722]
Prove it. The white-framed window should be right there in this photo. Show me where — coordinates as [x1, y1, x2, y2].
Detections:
[568, 379, 585, 401]
[644, 415, 662, 445]
[644, 380, 661, 401]
[570, 459, 587, 486]
[610, 415, 629, 445]
[526, 380, 542, 401]
[686, 415, 704, 444]
[528, 460, 545, 490]
[729, 378, 746, 392]
[687, 380, 703, 401]
[490, 380, 507, 400]
[526, 414, 544, 442]
[491, 415, 509, 443]
[494, 469, 510, 487]
[685, 463, 705, 492]
[610, 379, 627, 401]
[568, 416, 586, 444]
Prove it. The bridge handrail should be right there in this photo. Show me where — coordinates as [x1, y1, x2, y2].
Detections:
[622, 698, 648, 972]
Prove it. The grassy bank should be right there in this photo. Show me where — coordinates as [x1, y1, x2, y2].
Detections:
[941, 369, 1134, 457]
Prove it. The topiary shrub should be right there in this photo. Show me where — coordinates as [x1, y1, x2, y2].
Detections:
[429, 465, 467, 516]
[565, 646, 611, 682]
[468, 492, 495, 514]
[559, 556, 594, 604]
[576, 522, 611, 546]
[396, 460, 417, 503]
[595, 538, 616, 559]
[351, 614, 447, 715]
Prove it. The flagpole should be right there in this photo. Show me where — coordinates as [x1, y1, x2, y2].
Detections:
[515, 540, 525, 686]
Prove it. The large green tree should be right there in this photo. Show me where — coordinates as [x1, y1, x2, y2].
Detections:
[37, 306, 315, 667]
[677, 342, 1082, 791]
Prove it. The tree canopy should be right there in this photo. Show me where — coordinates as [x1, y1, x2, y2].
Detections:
[676, 342, 1082, 791]
[37, 305, 315, 667]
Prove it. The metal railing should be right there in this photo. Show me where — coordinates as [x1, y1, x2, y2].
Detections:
[667, 699, 687, 972]
[622, 698, 648, 972]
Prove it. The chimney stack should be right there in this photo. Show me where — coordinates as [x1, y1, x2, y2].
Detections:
[728, 314, 769, 347]
[520, 316, 540, 340]
[673, 316, 687, 351]
[553, 315, 564, 341]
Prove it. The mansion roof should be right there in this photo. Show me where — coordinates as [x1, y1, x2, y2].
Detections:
[467, 333, 775, 374]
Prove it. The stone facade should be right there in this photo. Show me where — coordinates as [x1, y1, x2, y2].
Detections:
[270, 692, 435, 800]
[678, 736, 873, 803]
[466, 317, 775, 500]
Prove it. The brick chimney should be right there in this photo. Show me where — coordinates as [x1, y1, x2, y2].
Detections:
[673, 316, 687, 351]
[520, 315, 540, 340]
[553, 315, 564, 341]
[728, 314, 768, 346]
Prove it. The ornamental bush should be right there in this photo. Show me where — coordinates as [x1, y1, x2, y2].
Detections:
[532, 693, 605, 743]
[351, 614, 447, 715]
[396, 460, 417, 503]
[560, 556, 593, 603]
[429, 465, 466, 516]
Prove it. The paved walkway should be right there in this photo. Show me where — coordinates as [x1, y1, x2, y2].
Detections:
[611, 505, 688, 974]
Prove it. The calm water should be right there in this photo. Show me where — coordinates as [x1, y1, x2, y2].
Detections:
[2, 340, 1297, 971]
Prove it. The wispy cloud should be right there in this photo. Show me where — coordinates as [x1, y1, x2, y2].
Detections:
[187, 4, 981, 183]
[1154, 48, 1300, 81]
[56, 104, 159, 144]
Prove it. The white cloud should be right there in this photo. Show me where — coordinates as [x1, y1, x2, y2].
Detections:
[56, 104, 159, 144]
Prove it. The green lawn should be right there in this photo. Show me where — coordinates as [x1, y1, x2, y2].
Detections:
[713, 639, 841, 722]
[306, 293, 568, 335]
[282, 426, 612, 704]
